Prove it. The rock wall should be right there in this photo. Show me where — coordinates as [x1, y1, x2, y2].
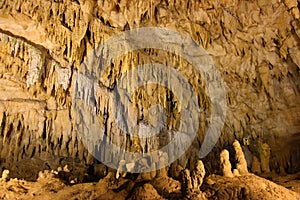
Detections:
[0, 0, 299, 179]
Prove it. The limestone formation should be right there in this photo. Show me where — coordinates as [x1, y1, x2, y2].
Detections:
[233, 169, 241, 177]
[63, 165, 70, 173]
[131, 137, 142, 153]
[125, 162, 135, 173]
[233, 140, 249, 175]
[182, 160, 206, 199]
[0, 170, 9, 182]
[282, 0, 299, 18]
[57, 167, 62, 172]
[258, 141, 271, 173]
[116, 160, 127, 179]
[220, 149, 234, 177]
[0, 1, 299, 199]
[0, 0, 299, 182]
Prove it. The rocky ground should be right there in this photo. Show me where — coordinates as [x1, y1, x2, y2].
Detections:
[0, 0, 299, 176]
[0, 170, 299, 200]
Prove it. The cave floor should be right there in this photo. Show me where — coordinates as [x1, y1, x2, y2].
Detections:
[259, 172, 300, 194]
[0, 171, 299, 200]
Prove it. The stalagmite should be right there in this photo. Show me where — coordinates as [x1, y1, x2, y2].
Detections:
[258, 141, 271, 173]
[233, 140, 248, 175]
[233, 169, 241, 177]
[0, 170, 9, 182]
[220, 149, 234, 177]
[116, 160, 127, 179]
[182, 160, 206, 199]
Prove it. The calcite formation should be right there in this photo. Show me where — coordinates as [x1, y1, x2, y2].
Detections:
[0, 0, 299, 182]
[0, 169, 9, 182]
[220, 140, 250, 177]
[220, 149, 234, 177]
[258, 140, 271, 173]
[233, 140, 249, 175]
[182, 160, 206, 199]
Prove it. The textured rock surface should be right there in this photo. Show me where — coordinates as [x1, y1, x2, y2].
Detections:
[0, 0, 299, 182]
[128, 183, 165, 200]
[202, 174, 300, 200]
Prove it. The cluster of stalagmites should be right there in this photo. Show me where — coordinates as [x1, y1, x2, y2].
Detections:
[60, 149, 203, 199]
[114, 159, 207, 200]
[105, 139, 269, 199]
[181, 160, 206, 200]
[220, 139, 271, 178]
[220, 140, 249, 177]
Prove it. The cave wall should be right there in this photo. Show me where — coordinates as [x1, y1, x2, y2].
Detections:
[0, 0, 299, 178]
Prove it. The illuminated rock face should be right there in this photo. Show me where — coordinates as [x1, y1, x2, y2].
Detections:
[0, 0, 299, 179]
